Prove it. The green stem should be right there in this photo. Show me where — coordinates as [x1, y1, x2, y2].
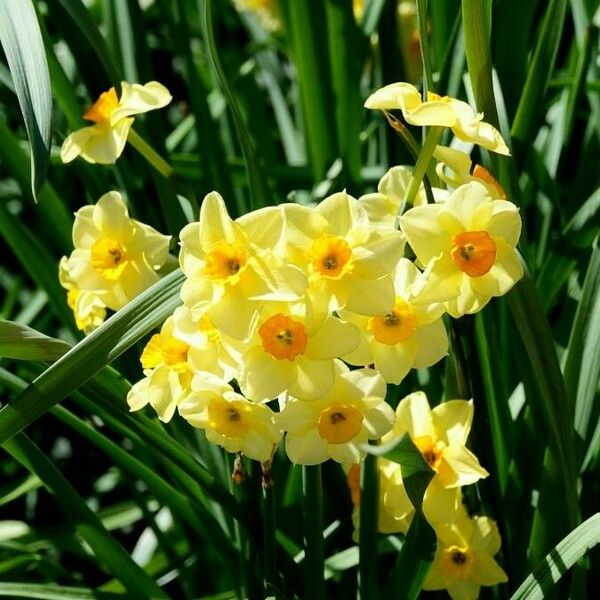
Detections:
[302, 465, 325, 600]
[396, 125, 442, 227]
[416, 0, 434, 94]
[127, 128, 173, 178]
[359, 451, 379, 600]
[262, 463, 278, 595]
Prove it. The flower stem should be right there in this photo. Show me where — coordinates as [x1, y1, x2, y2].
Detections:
[302, 465, 325, 600]
[359, 450, 379, 599]
[396, 125, 443, 227]
[127, 128, 173, 179]
[261, 460, 279, 595]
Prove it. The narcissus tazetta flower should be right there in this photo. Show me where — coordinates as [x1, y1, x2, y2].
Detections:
[424, 515, 508, 600]
[365, 82, 510, 155]
[400, 181, 523, 317]
[61, 81, 171, 164]
[279, 362, 394, 465]
[61, 191, 171, 311]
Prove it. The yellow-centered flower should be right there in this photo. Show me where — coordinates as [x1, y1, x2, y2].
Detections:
[424, 515, 508, 600]
[179, 374, 280, 462]
[61, 191, 171, 311]
[399, 181, 523, 317]
[364, 82, 510, 155]
[279, 362, 394, 465]
[61, 81, 171, 164]
[340, 259, 448, 384]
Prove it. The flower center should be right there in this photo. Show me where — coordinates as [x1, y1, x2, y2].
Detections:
[368, 299, 417, 345]
[90, 237, 128, 280]
[140, 334, 189, 371]
[204, 240, 248, 282]
[308, 235, 353, 278]
[208, 399, 249, 438]
[412, 435, 445, 470]
[84, 87, 119, 123]
[259, 313, 308, 361]
[451, 231, 497, 277]
[317, 403, 363, 444]
[441, 545, 473, 580]
[472, 165, 507, 199]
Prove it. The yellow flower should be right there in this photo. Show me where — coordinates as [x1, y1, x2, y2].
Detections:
[399, 181, 523, 317]
[424, 515, 508, 600]
[340, 258, 448, 384]
[236, 301, 359, 401]
[179, 192, 306, 340]
[281, 192, 405, 316]
[59, 257, 106, 333]
[364, 83, 510, 155]
[435, 146, 507, 199]
[389, 392, 488, 488]
[179, 374, 280, 462]
[279, 362, 394, 465]
[127, 317, 193, 422]
[62, 191, 170, 311]
[61, 81, 171, 164]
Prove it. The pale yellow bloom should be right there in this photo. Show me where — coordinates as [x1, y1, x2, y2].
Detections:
[400, 181, 523, 317]
[179, 374, 280, 462]
[127, 317, 193, 422]
[179, 192, 306, 340]
[424, 515, 508, 600]
[364, 83, 510, 155]
[280, 192, 405, 316]
[279, 362, 394, 465]
[390, 392, 488, 488]
[61, 82, 171, 164]
[59, 257, 106, 333]
[435, 146, 507, 199]
[340, 258, 448, 384]
[62, 191, 171, 311]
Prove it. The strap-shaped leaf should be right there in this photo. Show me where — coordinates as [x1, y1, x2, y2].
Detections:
[510, 513, 600, 600]
[0, 320, 71, 361]
[0, 0, 52, 200]
[0, 269, 184, 446]
[0, 582, 125, 599]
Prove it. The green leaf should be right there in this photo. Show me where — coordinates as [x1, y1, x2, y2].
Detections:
[0, 0, 52, 200]
[510, 513, 600, 600]
[0, 319, 71, 361]
[0, 582, 125, 599]
[3, 434, 168, 599]
[0, 269, 184, 446]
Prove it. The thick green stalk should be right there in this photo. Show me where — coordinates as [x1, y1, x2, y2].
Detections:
[127, 128, 173, 178]
[359, 452, 379, 599]
[416, 0, 434, 94]
[262, 468, 279, 595]
[302, 465, 325, 600]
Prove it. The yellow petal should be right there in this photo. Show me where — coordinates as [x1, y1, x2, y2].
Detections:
[438, 443, 489, 487]
[79, 118, 133, 164]
[289, 356, 335, 401]
[93, 191, 133, 241]
[393, 391, 436, 439]
[285, 427, 329, 465]
[372, 339, 415, 384]
[432, 400, 473, 445]
[110, 81, 172, 124]
[399, 203, 449, 264]
[446, 579, 481, 600]
[472, 553, 508, 586]
[238, 346, 295, 401]
[317, 191, 369, 236]
[404, 101, 457, 127]
[412, 321, 448, 368]
[364, 82, 422, 111]
[486, 202, 522, 246]
[305, 316, 359, 360]
[471, 516, 503, 555]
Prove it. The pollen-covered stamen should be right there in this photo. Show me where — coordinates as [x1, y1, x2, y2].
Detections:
[259, 313, 308, 361]
[91, 238, 128, 280]
[451, 231, 497, 277]
[368, 298, 417, 345]
[441, 545, 473, 579]
[308, 234, 353, 278]
[208, 398, 250, 438]
[204, 240, 248, 282]
[84, 87, 119, 124]
[317, 403, 363, 444]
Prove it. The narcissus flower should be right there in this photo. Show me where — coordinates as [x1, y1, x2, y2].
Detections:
[61, 191, 171, 311]
[435, 146, 506, 199]
[364, 83, 510, 155]
[127, 317, 193, 422]
[61, 81, 171, 164]
[279, 362, 394, 465]
[424, 515, 508, 600]
[389, 392, 488, 488]
[341, 258, 448, 384]
[59, 257, 106, 333]
[235, 301, 359, 401]
[179, 192, 306, 339]
[179, 375, 280, 462]
[281, 192, 405, 315]
[400, 181, 523, 317]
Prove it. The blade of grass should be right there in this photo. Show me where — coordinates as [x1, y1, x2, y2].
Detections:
[302, 466, 325, 600]
[0, 320, 71, 361]
[0, 0, 52, 200]
[359, 451, 379, 599]
[0, 582, 125, 599]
